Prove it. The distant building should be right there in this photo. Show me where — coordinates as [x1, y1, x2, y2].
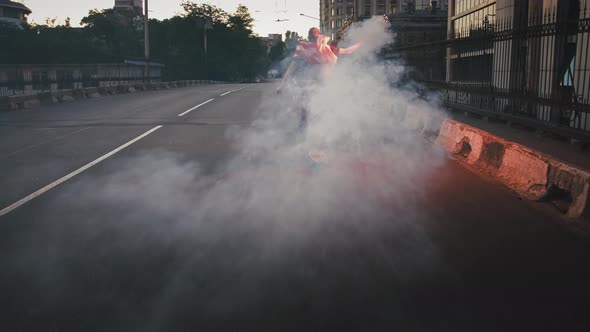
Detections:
[268, 33, 283, 44]
[260, 33, 284, 54]
[319, 0, 356, 40]
[0, 0, 31, 29]
[320, 0, 448, 40]
[446, 0, 497, 84]
[385, 1, 448, 81]
[114, 0, 143, 16]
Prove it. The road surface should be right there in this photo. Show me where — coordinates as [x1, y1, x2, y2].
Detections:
[0, 84, 589, 332]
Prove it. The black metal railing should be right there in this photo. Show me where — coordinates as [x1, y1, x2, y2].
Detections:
[385, 4, 590, 141]
[0, 63, 163, 97]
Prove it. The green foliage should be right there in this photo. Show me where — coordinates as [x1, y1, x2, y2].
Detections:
[0, 19, 107, 63]
[180, 2, 228, 25]
[80, 9, 143, 60]
[269, 41, 286, 63]
[228, 5, 254, 35]
[0, 3, 271, 81]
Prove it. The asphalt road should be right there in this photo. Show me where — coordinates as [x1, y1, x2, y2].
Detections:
[0, 83, 589, 332]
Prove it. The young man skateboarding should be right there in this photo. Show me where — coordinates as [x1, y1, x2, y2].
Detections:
[276, 27, 362, 166]
[277, 27, 362, 93]
[277, 27, 362, 131]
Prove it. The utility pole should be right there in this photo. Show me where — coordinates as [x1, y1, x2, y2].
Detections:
[204, 26, 208, 80]
[144, 0, 150, 82]
[202, 18, 212, 80]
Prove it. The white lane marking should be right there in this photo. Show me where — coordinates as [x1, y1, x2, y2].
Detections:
[0, 125, 163, 218]
[220, 87, 247, 97]
[178, 98, 215, 117]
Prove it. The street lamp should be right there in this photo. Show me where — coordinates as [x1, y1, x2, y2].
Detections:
[144, 0, 150, 82]
[196, 17, 213, 79]
[299, 13, 320, 21]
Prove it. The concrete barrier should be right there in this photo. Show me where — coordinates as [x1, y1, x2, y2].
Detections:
[59, 94, 75, 103]
[83, 87, 101, 98]
[98, 86, 118, 96]
[0, 96, 8, 111]
[38, 92, 59, 105]
[2, 94, 41, 111]
[0, 80, 228, 111]
[497, 145, 549, 200]
[547, 161, 590, 219]
[437, 119, 590, 219]
[437, 120, 485, 165]
[72, 89, 85, 100]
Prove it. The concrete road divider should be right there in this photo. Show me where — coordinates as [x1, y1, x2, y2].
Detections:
[437, 120, 485, 165]
[1, 94, 41, 111]
[437, 119, 590, 219]
[0, 80, 227, 112]
[497, 145, 549, 201]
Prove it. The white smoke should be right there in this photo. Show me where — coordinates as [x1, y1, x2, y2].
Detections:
[8, 16, 451, 330]
[345, 16, 395, 56]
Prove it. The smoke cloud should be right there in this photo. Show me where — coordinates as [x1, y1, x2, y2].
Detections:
[6, 17, 451, 331]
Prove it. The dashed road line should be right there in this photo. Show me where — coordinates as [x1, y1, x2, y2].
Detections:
[0, 125, 163, 218]
[177, 98, 215, 117]
[220, 87, 248, 97]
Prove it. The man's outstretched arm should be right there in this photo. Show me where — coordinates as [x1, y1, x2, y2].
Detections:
[338, 41, 363, 55]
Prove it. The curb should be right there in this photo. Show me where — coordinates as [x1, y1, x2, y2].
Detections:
[0, 80, 226, 112]
[437, 119, 590, 220]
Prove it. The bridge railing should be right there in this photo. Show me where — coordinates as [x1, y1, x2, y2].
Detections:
[0, 63, 164, 97]
[384, 5, 590, 142]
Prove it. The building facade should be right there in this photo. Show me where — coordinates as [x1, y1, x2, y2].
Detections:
[114, 0, 143, 16]
[260, 33, 283, 54]
[317, 0, 448, 81]
[0, 0, 31, 29]
[445, 0, 590, 132]
[446, 0, 496, 84]
[320, 0, 448, 40]
[384, 1, 448, 81]
[319, 0, 356, 40]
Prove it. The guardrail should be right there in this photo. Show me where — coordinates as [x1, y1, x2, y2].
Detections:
[0, 63, 164, 97]
[0, 80, 226, 112]
[384, 5, 590, 143]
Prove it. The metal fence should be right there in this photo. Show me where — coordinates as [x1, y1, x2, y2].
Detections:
[386, 5, 590, 142]
[0, 63, 163, 97]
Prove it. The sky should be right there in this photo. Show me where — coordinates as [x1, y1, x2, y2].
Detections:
[20, 0, 319, 37]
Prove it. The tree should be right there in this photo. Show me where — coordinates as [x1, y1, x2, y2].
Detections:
[228, 5, 254, 35]
[269, 41, 286, 62]
[180, 2, 228, 25]
[175, 2, 268, 81]
[81, 9, 143, 60]
[0, 3, 271, 81]
[44, 17, 58, 28]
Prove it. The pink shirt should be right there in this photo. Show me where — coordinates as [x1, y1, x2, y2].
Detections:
[293, 35, 338, 65]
